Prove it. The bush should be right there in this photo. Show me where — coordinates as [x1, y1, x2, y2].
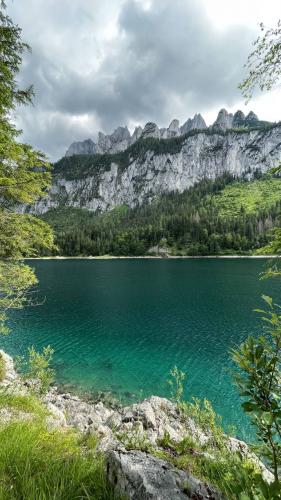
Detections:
[17, 346, 55, 394]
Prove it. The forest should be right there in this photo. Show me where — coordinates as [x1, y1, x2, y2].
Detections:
[40, 171, 281, 256]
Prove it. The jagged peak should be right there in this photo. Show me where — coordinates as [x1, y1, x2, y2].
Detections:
[64, 109, 266, 157]
[212, 109, 234, 131]
[65, 138, 96, 157]
[141, 122, 160, 139]
[180, 113, 207, 134]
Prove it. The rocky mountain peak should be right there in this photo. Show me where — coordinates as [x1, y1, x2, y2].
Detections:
[141, 122, 160, 139]
[180, 113, 207, 134]
[111, 126, 131, 143]
[213, 109, 234, 131]
[131, 126, 143, 142]
[64, 109, 267, 158]
[233, 110, 246, 127]
[245, 111, 259, 127]
[65, 138, 96, 157]
[167, 119, 180, 138]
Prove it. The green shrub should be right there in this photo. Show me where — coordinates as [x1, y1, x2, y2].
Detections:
[17, 346, 55, 394]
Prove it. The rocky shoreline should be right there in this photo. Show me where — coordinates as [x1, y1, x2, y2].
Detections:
[0, 350, 274, 499]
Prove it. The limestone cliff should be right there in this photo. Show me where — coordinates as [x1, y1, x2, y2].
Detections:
[34, 119, 281, 214]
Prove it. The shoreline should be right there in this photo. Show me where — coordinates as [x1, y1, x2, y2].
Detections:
[24, 254, 280, 260]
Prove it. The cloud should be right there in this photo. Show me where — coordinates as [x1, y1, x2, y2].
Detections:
[8, 0, 258, 160]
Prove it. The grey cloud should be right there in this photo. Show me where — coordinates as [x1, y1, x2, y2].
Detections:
[9, 0, 255, 160]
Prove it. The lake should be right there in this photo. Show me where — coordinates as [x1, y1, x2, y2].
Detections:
[1, 258, 279, 441]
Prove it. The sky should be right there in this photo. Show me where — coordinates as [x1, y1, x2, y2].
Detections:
[7, 0, 281, 161]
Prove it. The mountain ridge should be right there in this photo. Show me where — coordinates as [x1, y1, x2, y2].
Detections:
[33, 116, 281, 215]
[64, 108, 270, 157]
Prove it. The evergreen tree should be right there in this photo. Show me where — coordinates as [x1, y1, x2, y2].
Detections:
[0, 2, 53, 334]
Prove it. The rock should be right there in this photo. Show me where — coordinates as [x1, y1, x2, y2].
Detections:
[228, 437, 274, 484]
[34, 119, 281, 215]
[112, 396, 209, 448]
[141, 122, 160, 139]
[0, 350, 21, 388]
[232, 110, 246, 128]
[65, 139, 96, 157]
[181, 113, 207, 134]
[212, 109, 234, 131]
[167, 119, 180, 138]
[160, 128, 167, 139]
[131, 126, 143, 143]
[97, 132, 112, 154]
[245, 111, 259, 127]
[45, 402, 67, 430]
[97, 127, 132, 154]
[106, 449, 222, 499]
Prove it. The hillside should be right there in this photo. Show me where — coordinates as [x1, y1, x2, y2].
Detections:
[32, 118, 281, 215]
[40, 174, 281, 256]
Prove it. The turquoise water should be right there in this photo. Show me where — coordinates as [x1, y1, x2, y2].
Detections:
[1, 259, 280, 441]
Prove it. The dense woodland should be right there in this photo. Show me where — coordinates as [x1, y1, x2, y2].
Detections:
[41, 172, 281, 256]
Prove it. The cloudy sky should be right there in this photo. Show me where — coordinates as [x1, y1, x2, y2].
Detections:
[7, 0, 281, 160]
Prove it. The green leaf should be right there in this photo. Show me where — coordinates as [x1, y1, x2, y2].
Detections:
[262, 295, 273, 309]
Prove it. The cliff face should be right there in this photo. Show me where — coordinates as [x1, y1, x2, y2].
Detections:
[34, 123, 281, 214]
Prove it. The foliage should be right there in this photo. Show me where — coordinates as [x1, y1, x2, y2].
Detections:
[240, 20, 281, 101]
[180, 398, 226, 448]
[0, 261, 37, 335]
[210, 176, 281, 217]
[167, 366, 186, 404]
[232, 295, 281, 482]
[0, 353, 5, 382]
[0, 3, 54, 335]
[41, 172, 281, 256]
[0, 420, 113, 500]
[17, 346, 55, 394]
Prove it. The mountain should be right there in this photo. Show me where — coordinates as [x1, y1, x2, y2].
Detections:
[33, 109, 281, 215]
[64, 113, 207, 157]
[41, 173, 281, 256]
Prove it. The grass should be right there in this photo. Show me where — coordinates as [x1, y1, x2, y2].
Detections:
[0, 391, 47, 418]
[0, 421, 114, 500]
[0, 354, 5, 382]
[211, 177, 281, 217]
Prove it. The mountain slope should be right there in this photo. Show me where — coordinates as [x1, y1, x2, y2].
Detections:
[41, 174, 281, 256]
[34, 121, 281, 215]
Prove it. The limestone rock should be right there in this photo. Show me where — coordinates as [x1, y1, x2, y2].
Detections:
[35, 123, 281, 214]
[181, 113, 207, 134]
[245, 111, 259, 127]
[65, 139, 96, 157]
[232, 110, 246, 128]
[0, 350, 20, 387]
[106, 449, 223, 499]
[131, 126, 143, 143]
[228, 437, 274, 484]
[167, 119, 180, 138]
[109, 396, 209, 447]
[141, 122, 160, 139]
[212, 109, 234, 131]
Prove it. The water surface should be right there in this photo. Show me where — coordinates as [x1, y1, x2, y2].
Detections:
[2, 258, 279, 441]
